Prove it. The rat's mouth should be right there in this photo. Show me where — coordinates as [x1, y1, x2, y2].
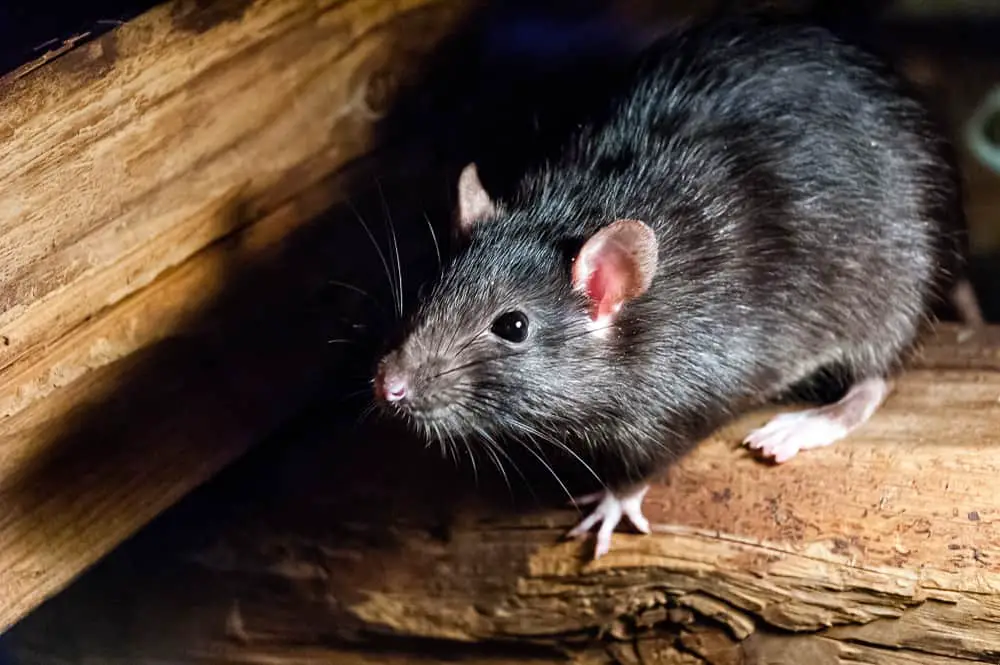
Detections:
[370, 362, 479, 439]
[401, 408, 458, 429]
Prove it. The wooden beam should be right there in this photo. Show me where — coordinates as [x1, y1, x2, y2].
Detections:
[6, 323, 1000, 664]
[0, 0, 470, 632]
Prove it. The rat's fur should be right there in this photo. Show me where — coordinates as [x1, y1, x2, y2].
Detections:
[376, 16, 964, 491]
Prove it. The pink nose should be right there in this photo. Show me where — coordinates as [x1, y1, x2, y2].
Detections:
[377, 371, 408, 402]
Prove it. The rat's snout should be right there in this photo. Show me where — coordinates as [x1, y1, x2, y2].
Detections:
[374, 353, 410, 404]
[376, 369, 408, 403]
[373, 344, 464, 420]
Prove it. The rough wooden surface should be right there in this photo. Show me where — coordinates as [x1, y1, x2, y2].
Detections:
[0, 0, 469, 633]
[5, 323, 1000, 664]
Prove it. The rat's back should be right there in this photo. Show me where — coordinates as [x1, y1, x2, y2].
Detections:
[514, 15, 959, 400]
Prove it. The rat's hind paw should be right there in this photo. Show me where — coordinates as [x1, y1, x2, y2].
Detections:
[743, 410, 848, 463]
[566, 485, 651, 559]
[744, 376, 890, 463]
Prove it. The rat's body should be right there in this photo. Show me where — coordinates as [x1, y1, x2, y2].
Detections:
[374, 16, 975, 558]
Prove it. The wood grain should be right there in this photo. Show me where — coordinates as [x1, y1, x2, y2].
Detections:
[0, 0, 449, 422]
[0, 0, 470, 633]
[6, 323, 1000, 664]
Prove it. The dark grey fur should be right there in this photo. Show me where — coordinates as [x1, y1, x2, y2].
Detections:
[377, 15, 964, 490]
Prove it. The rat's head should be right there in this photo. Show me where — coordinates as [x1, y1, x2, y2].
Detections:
[373, 163, 658, 443]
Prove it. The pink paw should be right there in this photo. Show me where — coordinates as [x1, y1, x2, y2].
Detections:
[566, 485, 651, 558]
[744, 410, 848, 463]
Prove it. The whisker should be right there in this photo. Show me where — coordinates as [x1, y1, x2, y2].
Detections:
[462, 432, 480, 486]
[443, 431, 458, 466]
[346, 199, 400, 317]
[491, 440, 538, 504]
[443, 320, 471, 358]
[518, 437, 575, 505]
[432, 347, 526, 381]
[514, 420, 605, 488]
[326, 279, 389, 318]
[353, 401, 378, 430]
[326, 338, 357, 344]
[426, 421, 438, 451]
[440, 304, 489, 358]
[467, 420, 509, 495]
[435, 424, 449, 458]
[448, 322, 494, 359]
[460, 408, 538, 505]
[375, 178, 404, 320]
[423, 212, 443, 273]
[452, 422, 564, 495]
[456, 386, 606, 497]
[426, 421, 444, 454]
[339, 386, 375, 401]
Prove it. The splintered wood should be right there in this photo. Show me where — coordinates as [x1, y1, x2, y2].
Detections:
[6, 324, 1000, 665]
[0, 0, 467, 633]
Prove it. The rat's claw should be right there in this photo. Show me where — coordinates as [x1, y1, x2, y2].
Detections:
[566, 485, 651, 558]
[620, 489, 652, 535]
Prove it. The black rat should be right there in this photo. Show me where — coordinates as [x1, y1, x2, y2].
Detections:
[372, 15, 980, 558]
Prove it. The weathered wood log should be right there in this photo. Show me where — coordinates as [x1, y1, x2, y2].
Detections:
[5, 323, 1000, 664]
[0, 0, 472, 632]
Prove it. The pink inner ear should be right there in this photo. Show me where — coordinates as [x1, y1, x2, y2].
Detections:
[583, 257, 625, 321]
[572, 219, 658, 323]
[586, 263, 609, 304]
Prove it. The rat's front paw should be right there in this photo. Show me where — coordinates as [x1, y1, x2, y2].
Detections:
[566, 485, 651, 558]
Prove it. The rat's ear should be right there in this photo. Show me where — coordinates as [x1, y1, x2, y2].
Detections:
[456, 163, 496, 236]
[571, 219, 658, 324]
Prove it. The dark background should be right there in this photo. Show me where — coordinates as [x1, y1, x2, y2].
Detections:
[0, 0, 893, 76]
[0, 2, 153, 75]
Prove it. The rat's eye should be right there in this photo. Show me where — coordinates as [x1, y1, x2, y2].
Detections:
[491, 310, 530, 343]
